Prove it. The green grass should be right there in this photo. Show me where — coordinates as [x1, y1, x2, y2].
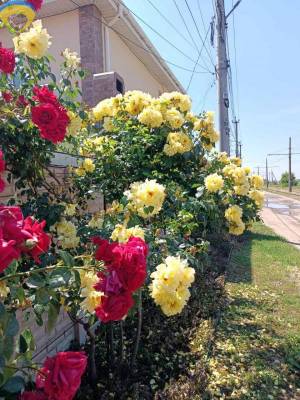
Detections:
[205, 223, 300, 399]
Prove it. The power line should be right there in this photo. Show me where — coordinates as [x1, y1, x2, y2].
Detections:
[172, 0, 201, 53]
[144, 0, 196, 52]
[184, 0, 216, 69]
[101, 18, 212, 75]
[196, 77, 216, 112]
[186, 25, 211, 91]
[231, 0, 240, 118]
[172, 0, 213, 73]
[197, 0, 215, 61]
[120, 0, 214, 73]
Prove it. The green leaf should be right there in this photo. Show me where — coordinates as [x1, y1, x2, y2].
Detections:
[19, 335, 28, 354]
[21, 329, 35, 352]
[48, 268, 71, 288]
[58, 250, 74, 267]
[47, 302, 60, 333]
[0, 356, 5, 374]
[2, 376, 25, 393]
[6, 315, 19, 337]
[2, 336, 14, 361]
[26, 273, 45, 288]
[36, 288, 50, 305]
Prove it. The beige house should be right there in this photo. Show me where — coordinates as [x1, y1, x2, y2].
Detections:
[1, 0, 184, 106]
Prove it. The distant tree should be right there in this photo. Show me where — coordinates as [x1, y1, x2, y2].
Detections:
[280, 171, 297, 187]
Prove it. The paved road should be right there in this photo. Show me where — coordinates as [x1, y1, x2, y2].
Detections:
[261, 192, 300, 250]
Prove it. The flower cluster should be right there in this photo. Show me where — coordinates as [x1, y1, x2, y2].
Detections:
[0, 149, 6, 193]
[62, 48, 81, 70]
[163, 131, 193, 156]
[0, 206, 51, 272]
[20, 351, 87, 400]
[92, 90, 219, 153]
[0, 46, 15, 74]
[93, 237, 148, 322]
[52, 219, 79, 249]
[225, 205, 245, 235]
[31, 86, 70, 144]
[13, 20, 51, 59]
[194, 112, 220, 150]
[80, 271, 102, 314]
[125, 179, 166, 219]
[205, 173, 224, 193]
[150, 256, 195, 316]
[75, 158, 95, 176]
[111, 224, 145, 243]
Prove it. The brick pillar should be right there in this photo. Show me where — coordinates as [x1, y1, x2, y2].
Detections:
[79, 5, 104, 106]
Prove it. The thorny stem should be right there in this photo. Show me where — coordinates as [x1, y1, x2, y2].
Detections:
[131, 289, 142, 368]
[67, 313, 97, 383]
[0, 265, 90, 282]
[120, 320, 125, 363]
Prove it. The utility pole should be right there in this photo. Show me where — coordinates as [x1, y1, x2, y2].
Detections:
[266, 157, 269, 188]
[268, 137, 300, 193]
[233, 117, 240, 157]
[289, 136, 292, 192]
[216, 0, 230, 155]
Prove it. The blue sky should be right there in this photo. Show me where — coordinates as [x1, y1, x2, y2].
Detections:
[124, 0, 300, 180]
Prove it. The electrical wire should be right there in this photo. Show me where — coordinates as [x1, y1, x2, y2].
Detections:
[70, 0, 213, 76]
[231, 0, 240, 118]
[196, 0, 215, 62]
[172, 0, 201, 54]
[186, 25, 211, 91]
[195, 77, 216, 113]
[184, 0, 215, 69]
[144, 0, 196, 52]
[102, 19, 212, 75]
[120, 0, 214, 73]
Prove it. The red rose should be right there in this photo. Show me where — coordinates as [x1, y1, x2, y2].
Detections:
[95, 270, 123, 294]
[19, 391, 47, 400]
[0, 206, 27, 245]
[17, 95, 29, 107]
[0, 47, 15, 74]
[0, 206, 50, 264]
[36, 352, 87, 400]
[31, 87, 70, 144]
[27, 0, 43, 11]
[32, 103, 60, 130]
[112, 237, 148, 292]
[2, 91, 13, 103]
[0, 231, 20, 273]
[95, 291, 134, 322]
[33, 86, 58, 106]
[21, 217, 51, 263]
[93, 237, 117, 265]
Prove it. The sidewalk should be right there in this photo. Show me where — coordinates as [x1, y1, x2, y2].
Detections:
[261, 192, 300, 250]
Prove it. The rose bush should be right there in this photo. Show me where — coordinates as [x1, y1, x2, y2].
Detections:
[0, 4, 263, 397]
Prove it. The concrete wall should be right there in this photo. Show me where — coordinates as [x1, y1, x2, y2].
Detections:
[108, 29, 164, 97]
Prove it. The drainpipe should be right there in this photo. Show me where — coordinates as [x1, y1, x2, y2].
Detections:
[103, 3, 124, 72]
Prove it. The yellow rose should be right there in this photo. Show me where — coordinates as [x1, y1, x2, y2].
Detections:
[205, 173, 224, 193]
[13, 20, 51, 59]
[138, 107, 163, 128]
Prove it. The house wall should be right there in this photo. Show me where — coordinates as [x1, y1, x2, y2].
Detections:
[108, 29, 164, 97]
